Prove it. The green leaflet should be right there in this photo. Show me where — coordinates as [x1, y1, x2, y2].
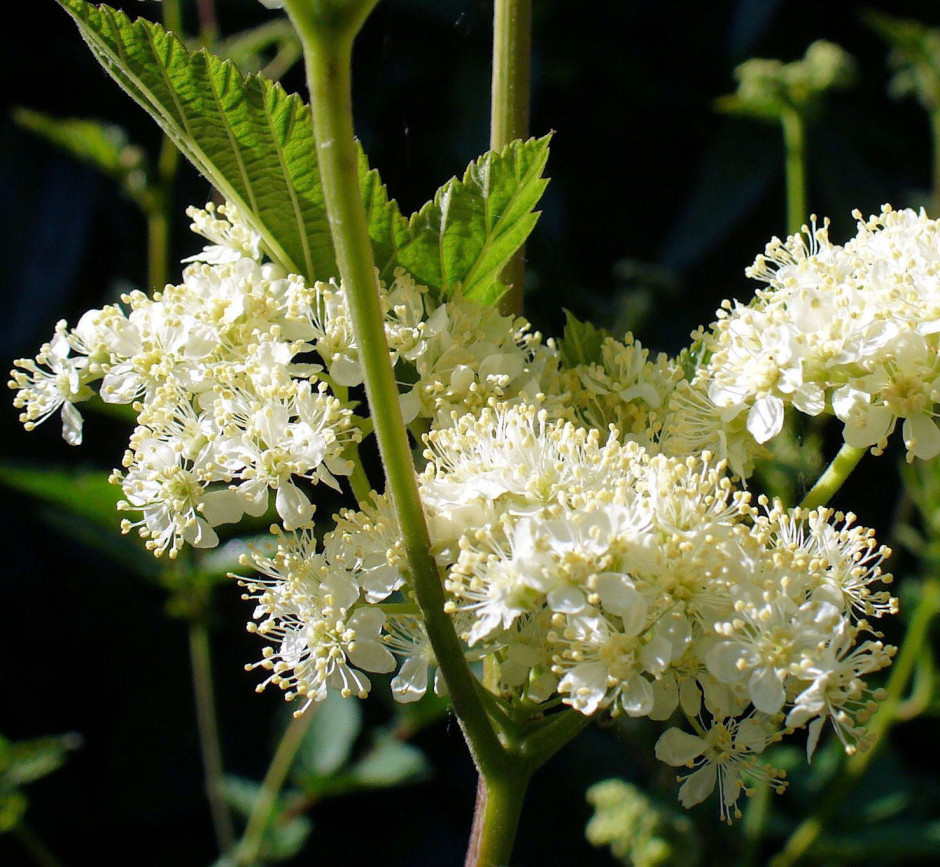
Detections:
[558, 308, 610, 368]
[55, 1, 551, 306]
[395, 135, 552, 302]
[55, 0, 335, 281]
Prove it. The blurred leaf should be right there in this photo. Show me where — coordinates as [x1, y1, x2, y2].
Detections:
[219, 774, 266, 819]
[0, 462, 121, 529]
[44, 509, 161, 580]
[12, 107, 151, 205]
[347, 735, 429, 788]
[0, 463, 159, 578]
[0, 732, 81, 833]
[55, 0, 336, 281]
[293, 692, 363, 779]
[0, 791, 27, 834]
[811, 821, 940, 860]
[0, 733, 82, 789]
[264, 812, 313, 862]
[389, 689, 451, 738]
[214, 19, 302, 80]
[218, 775, 312, 864]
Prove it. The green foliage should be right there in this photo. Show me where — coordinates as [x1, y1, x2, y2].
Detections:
[12, 107, 152, 206]
[585, 779, 701, 867]
[290, 693, 430, 800]
[55, 0, 336, 281]
[0, 462, 121, 529]
[217, 776, 313, 865]
[293, 691, 363, 779]
[0, 462, 160, 579]
[54, 0, 551, 307]
[0, 732, 81, 833]
[558, 308, 610, 368]
[393, 135, 551, 304]
[715, 39, 856, 122]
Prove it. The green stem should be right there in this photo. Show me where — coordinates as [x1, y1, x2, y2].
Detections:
[521, 707, 593, 771]
[781, 107, 806, 237]
[464, 768, 532, 867]
[12, 822, 67, 867]
[146, 136, 180, 290]
[491, 0, 532, 317]
[282, 0, 502, 775]
[931, 108, 940, 219]
[233, 706, 317, 867]
[196, 0, 220, 48]
[188, 620, 236, 856]
[161, 0, 184, 36]
[798, 443, 866, 511]
[768, 577, 940, 867]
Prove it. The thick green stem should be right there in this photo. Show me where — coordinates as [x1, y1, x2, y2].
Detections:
[233, 707, 317, 867]
[188, 621, 236, 856]
[161, 0, 183, 36]
[146, 133, 180, 290]
[931, 109, 940, 219]
[798, 443, 866, 511]
[491, 0, 532, 317]
[282, 0, 502, 775]
[465, 768, 532, 867]
[781, 107, 806, 237]
[768, 577, 940, 867]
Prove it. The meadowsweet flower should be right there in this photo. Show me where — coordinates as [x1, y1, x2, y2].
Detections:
[240, 531, 395, 712]
[701, 205, 940, 461]
[558, 333, 688, 444]
[655, 716, 786, 822]
[9, 322, 93, 444]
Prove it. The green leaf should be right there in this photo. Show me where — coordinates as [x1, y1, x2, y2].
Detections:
[558, 309, 609, 368]
[347, 735, 429, 788]
[54, 0, 336, 282]
[357, 145, 408, 282]
[217, 776, 312, 863]
[395, 134, 552, 302]
[12, 108, 150, 200]
[0, 463, 122, 530]
[0, 734, 83, 789]
[292, 692, 362, 779]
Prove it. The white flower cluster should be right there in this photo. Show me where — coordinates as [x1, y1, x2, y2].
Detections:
[704, 205, 940, 460]
[11, 198, 908, 820]
[240, 403, 895, 819]
[9, 200, 554, 557]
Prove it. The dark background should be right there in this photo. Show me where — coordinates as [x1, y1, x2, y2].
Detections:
[2, 1, 939, 865]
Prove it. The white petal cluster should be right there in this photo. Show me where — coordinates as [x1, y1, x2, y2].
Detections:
[10, 201, 565, 559]
[302, 268, 558, 427]
[12, 195, 906, 824]
[703, 205, 940, 460]
[11, 202, 360, 557]
[558, 333, 684, 446]
[240, 402, 895, 818]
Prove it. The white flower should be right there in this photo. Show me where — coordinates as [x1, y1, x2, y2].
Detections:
[9, 322, 92, 445]
[655, 716, 784, 822]
[241, 537, 395, 711]
[115, 437, 219, 557]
